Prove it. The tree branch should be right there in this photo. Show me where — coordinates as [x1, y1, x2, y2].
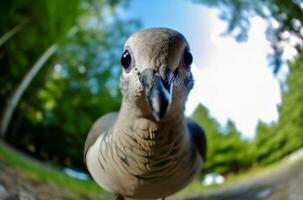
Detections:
[0, 44, 58, 137]
[0, 18, 30, 47]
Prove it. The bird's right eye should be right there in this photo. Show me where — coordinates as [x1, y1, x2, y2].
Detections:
[183, 49, 193, 71]
[121, 50, 132, 72]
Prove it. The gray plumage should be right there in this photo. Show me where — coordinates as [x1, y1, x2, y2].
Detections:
[84, 28, 207, 200]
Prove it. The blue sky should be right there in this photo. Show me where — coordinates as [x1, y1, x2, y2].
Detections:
[120, 0, 282, 138]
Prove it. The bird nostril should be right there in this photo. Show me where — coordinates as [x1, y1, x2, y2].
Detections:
[173, 68, 179, 76]
[139, 68, 155, 88]
[159, 68, 174, 87]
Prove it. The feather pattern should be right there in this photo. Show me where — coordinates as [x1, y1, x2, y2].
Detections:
[86, 113, 203, 198]
[85, 28, 206, 199]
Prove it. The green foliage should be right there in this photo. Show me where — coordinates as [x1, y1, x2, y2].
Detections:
[2, 0, 301, 176]
[1, 0, 141, 168]
[192, 104, 253, 175]
[270, 54, 303, 160]
[23, 15, 139, 167]
[191, 0, 303, 174]
[252, 121, 277, 164]
[0, 0, 81, 105]
[252, 54, 303, 165]
[192, 0, 303, 72]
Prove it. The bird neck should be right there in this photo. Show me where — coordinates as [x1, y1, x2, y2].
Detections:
[113, 99, 187, 146]
[109, 99, 191, 178]
[117, 99, 185, 129]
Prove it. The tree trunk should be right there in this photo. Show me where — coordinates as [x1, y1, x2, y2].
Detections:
[0, 18, 29, 47]
[8, 59, 58, 141]
[0, 44, 58, 137]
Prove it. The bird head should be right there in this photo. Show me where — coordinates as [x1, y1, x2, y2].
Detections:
[119, 28, 194, 121]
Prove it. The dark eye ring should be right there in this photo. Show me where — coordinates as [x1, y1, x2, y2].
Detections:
[121, 49, 132, 72]
[183, 49, 193, 70]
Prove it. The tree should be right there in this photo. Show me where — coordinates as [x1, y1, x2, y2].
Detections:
[252, 54, 303, 165]
[192, 104, 253, 175]
[253, 121, 277, 164]
[191, 0, 303, 73]
[0, 44, 58, 136]
[191, 0, 303, 168]
[273, 54, 303, 161]
[0, 0, 82, 136]
[19, 15, 140, 167]
[0, 0, 141, 168]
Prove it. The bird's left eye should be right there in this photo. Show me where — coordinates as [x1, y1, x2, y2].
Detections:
[183, 49, 193, 70]
[121, 49, 132, 72]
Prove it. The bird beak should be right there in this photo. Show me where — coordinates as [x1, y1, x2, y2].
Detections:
[139, 68, 175, 121]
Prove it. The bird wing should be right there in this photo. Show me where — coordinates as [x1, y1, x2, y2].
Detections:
[186, 118, 207, 160]
[84, 112, 118, 162]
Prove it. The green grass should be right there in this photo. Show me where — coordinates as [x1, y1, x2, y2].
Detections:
[0, 141, 109, 199]
[1, 139, 302, 200]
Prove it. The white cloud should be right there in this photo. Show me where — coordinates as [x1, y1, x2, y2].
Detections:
[186, 15, 281, 138]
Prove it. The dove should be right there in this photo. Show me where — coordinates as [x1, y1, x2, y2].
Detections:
[84, 27, 207, 200]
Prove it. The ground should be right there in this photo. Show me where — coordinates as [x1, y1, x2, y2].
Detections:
[0, 140, 303, 200]
[171, 149, 303, 200]
[0, 141, 110, 200]
[184, 158, 303, 200]
[0, 161, 72, 200]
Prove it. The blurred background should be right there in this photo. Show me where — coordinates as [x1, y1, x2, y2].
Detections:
[0, 0, 302, 199]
